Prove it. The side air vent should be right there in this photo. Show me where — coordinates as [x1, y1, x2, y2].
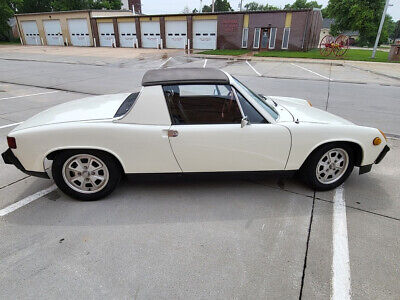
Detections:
[114, 92, 139, 118]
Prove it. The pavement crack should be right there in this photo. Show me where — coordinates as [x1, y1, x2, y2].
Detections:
[245, 179, 315, 200]
[316, 197, 400, 222]
[0, 81, 97, 96]
[0, 175, 30, 190]
[299, 190, 315, 300]
[325, 62, 333, 111]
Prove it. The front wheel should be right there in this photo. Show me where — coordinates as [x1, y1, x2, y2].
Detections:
[300, 143, 354, 191]
[52, 150, 122, 201]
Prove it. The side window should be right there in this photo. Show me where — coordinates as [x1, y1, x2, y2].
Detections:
[163, 85, 242, 125]
[234, 89, 267, 124]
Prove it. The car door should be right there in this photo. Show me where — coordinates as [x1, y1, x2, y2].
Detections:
[163, 84, 291, 172]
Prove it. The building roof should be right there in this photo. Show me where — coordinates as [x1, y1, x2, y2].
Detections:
[15, 9, 132, 17]
[322, 18, 335, 29]
[343, 30, 359, 37]
[142, 68, 229, 86]
[95, 8, 315, 19]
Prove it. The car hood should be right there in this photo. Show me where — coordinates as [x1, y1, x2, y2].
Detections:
[13, 93, 130, 132]
[269, 96, 354, 125]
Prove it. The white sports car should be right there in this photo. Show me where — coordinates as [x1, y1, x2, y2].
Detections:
[2, 68, 390, 200]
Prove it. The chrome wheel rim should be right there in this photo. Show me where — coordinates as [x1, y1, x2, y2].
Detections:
[316, 148, 349, 185]
[62, 154, 109, 194]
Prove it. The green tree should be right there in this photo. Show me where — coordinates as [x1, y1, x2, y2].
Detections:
[89, 0, 122, 10]
[202, 0, 233, 12]
[327, 0, 390, 46]
[244, 1, 279, 11]
[16, 0, 52, 13]
[51, 0, 89, 11]
[386, 15, 396, 40]
[321, 7, 329, 18]
[1, 0, 23, 41]
[51, 0, 122, 11]
[394, 21, 400, 40]
[0, 0, 14, 41]
[284, 0, 322, 10]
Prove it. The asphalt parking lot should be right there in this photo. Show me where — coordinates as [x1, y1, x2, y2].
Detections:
[0, 46, 399, 299]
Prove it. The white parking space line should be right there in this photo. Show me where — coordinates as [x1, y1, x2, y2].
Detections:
[246, 60, 262, 76]
[0, 122, 22, 129]
[203, 59, 207, 68]
[159, 57, 172, 68]
[0, 91, 59, 101]
[0, 184, 57, 217]
[291, 63, 331, 81]
[332, 185, 352, 300]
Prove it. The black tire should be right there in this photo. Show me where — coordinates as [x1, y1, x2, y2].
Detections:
[300, 143, 354, 191]
[52, 150, 122, 201]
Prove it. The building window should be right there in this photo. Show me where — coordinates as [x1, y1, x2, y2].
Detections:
[269, 28, 277, 49]
[282, 27, 290, 49]
[242, 28, 249, 48]
[253, 28, 261, 48]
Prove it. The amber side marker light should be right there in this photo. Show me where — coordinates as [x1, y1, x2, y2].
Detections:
[378, 129, 387, 141]
[7, 136, 17, 149]
[307, 100, 312, 106]
[373, 137, 382, 146]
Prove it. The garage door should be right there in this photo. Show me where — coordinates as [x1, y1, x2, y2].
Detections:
[68, 19, 90, 47]
[165, 20, 187, 49]
[118, 22, 136, 48]
[98, 22, 115, 47]
[43, 20, 64, 46]
[21, 21, 41, 45]
[140, 21, 160, 48]
[193, 20, 217, 50]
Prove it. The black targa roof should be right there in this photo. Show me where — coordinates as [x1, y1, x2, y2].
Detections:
[142, 68, 230, 86]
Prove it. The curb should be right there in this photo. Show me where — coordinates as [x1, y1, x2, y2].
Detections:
[344, 63, 400, 81]
[190, 54, 344, 66]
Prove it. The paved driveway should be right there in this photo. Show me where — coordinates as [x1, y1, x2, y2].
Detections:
[0, 47, 399, 299]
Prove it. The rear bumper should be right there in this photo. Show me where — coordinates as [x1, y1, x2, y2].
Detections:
[359, 145, 390, 175]
[1, 148, 49, 179]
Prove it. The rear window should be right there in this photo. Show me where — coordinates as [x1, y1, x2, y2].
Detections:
[114, 92, 139, 118]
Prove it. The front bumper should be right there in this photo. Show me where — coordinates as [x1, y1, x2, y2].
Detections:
[375, 145, 390, 164]
[1, 148, 49, 179]
[359, 145, 390, 175]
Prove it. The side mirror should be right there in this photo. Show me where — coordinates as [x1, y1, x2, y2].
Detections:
[241, 116, 250, 128]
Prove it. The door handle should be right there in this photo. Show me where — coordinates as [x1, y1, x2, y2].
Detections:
[168, 130, 179, 137]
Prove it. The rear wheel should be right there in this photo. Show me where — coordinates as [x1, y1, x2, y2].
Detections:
[300, 143, 354, 191]
[52, 150, 122, 200]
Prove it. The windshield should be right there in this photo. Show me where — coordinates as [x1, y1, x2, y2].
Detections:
[232, 77, 279, 120]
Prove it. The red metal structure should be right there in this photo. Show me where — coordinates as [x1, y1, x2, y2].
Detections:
[319, 34, 349, 57]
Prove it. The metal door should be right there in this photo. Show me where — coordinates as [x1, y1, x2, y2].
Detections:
[193, 20, 217, 50]
[68, 19, 90, 46]
[140, 21, 161, 48]
[168, 124, 291, 172]
[118, 22, 136, 48]
[21, 21, 41, 45]
[165, 20, 187, 49]
[43, 20, 64, 46]
[98, 22, 115, 47]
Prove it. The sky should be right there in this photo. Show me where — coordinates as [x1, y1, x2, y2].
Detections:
[140, 0, 400, 21]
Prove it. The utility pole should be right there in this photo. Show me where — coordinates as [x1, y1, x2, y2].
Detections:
[239, 0, 243, 11]
[200, 0, 202, 13]
[372, 0, 390, 58]
[212, 0, 215, 12]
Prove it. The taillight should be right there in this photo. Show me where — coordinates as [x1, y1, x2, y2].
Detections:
[7, 137, 16, 149]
